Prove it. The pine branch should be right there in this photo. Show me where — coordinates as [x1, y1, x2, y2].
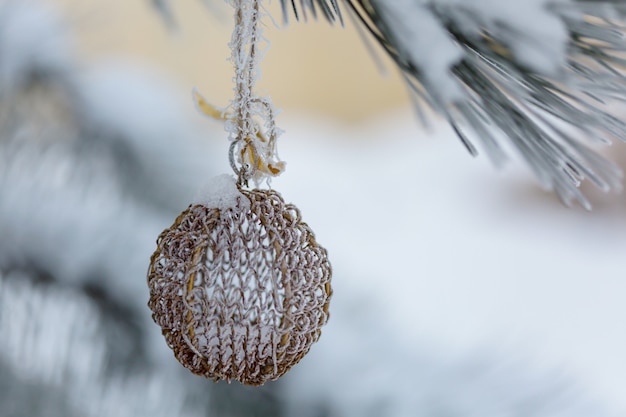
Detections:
[321, 0, 626, 208]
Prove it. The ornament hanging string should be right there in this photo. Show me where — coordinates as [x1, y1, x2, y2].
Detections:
[228, 0, 285, 187]
[147, 0, 332, 386]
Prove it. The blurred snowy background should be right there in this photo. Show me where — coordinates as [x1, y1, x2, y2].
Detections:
[1, 0, 626, 416]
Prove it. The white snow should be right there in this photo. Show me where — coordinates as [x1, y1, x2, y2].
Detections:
[76, 61, 219, 210]
[0, 0, 73, 93]
[0, 270, 106, 385]
[193, 173, 249, 210]
[375, 0, 568, 103]
[0, 271, 203, 417]
[375, 0, 464, 103]
[436, 0, 568, 75]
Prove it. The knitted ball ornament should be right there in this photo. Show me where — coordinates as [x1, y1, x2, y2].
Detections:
[147, 184, 332, 385]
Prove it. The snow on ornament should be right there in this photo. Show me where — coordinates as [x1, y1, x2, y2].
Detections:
[147, 0, 332, 385]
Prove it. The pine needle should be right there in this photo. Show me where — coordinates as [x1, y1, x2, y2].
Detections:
[284, 0, 626, 208]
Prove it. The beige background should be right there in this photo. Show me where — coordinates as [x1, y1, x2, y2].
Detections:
[50, 0, 408, 122]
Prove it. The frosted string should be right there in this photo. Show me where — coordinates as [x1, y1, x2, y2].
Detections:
[227, 0, 284, 185]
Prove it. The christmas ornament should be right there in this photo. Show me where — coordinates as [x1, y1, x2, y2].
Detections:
[147, 0, 332, 386]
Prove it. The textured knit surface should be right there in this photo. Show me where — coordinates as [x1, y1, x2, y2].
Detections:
[147, 188, 331, 385]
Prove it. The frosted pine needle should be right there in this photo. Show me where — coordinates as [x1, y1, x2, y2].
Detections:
[286, 1, 626, 208]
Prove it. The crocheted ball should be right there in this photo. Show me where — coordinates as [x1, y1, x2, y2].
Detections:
[147, 188, 331, 386]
